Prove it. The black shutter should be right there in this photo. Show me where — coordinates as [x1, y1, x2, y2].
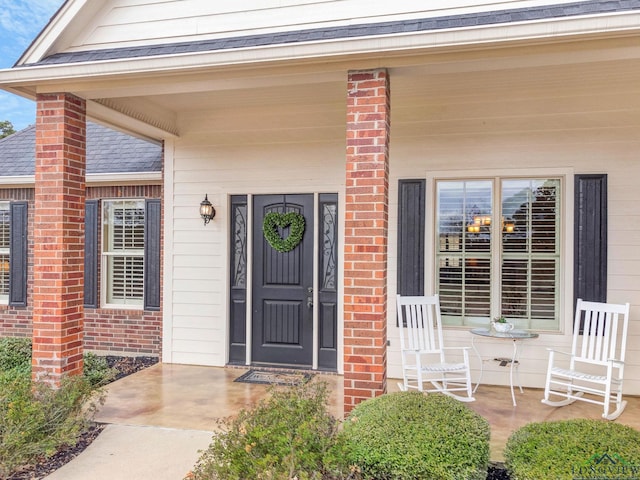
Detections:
[84, 200, 99, 308]
[397, 180, 425, 296]
[144, 199, 161, 311]
[9, 201, 28, 307]
[574, 174, 607, 331]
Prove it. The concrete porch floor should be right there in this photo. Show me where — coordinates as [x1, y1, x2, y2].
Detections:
[96, 363, 640, 462]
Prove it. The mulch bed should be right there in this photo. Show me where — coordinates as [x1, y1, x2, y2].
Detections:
[6, 355, 158, 480]
[487, 462, 511, 480]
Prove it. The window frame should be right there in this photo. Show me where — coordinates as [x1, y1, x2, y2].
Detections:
[101, 198, 146, 309]
[426, 170, 569, 333]
[0, 201, 9, 304]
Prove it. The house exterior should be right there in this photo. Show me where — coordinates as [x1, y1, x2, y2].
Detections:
[0, 122, 164, 356]
[1, 0, 639, 413]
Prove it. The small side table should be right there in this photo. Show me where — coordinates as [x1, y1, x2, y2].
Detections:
[470, 328, 539, 406]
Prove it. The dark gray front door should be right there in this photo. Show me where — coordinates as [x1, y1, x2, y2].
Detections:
[252, 194, 314, 367]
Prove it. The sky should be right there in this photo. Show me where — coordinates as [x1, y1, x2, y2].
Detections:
[0, 0, 65, 131]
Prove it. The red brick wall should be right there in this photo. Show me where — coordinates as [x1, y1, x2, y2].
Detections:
[32, 93, 87, 383]
[0, 189, 34, 338]
[0, 183, 163, 357]
[343, 69, 391, 414]
[84, 185, 163, 356]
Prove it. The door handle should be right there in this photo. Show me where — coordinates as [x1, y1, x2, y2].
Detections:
[307, 287, 313, 309]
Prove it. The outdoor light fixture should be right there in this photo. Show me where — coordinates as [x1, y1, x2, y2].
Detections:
[199, 194, 215, 225]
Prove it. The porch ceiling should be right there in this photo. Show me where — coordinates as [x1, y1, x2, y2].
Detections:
[26, 35, 640, 141]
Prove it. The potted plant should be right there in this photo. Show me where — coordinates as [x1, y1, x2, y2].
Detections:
[492, 315, 514, 333]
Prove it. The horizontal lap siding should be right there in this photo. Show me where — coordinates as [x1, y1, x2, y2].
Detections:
[168, 99, 345, 366]
[387, 67, 640, 393]
[73, 0, 578, 49]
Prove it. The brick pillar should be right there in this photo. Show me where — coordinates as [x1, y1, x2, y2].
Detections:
[344, 69, 390, 414]
[32, 93, 86, 385]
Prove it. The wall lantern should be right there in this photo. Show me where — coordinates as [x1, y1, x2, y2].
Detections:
[199, 194, 216, 225]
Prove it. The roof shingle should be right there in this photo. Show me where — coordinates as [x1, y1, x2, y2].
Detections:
[26, 0, 640, 66]
[0, 122, 162, 177]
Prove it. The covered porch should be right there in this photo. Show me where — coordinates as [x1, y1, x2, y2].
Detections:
[96, 363, 640, 462]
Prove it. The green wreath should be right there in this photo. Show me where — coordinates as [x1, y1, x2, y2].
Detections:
[263, 212, 306, 253]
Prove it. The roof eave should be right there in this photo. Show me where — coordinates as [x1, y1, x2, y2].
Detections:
[0, 171, 163, 188]
[3, 12, 640, 90]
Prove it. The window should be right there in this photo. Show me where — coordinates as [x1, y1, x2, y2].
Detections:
[436, 178, 561, 330]
[103, 199, 145, 307]
[0, 202, 9, 303]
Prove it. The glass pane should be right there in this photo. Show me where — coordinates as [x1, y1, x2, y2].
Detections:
[104, 200, 145, 252]
[438, 257, 491, 321]
[501, 258, 558, 323]
[502, 179, 559, 253]
[0, 205, 9, 299]
[437, 180, 492, 254]
[530, 259, 557, 320]
[501, 259, 529, 318]
[232, 204, 247, 288]
[321, 203, 337, 291]
[437, 181, 492, 325]
[0, 207, 9, 250]
[0, 254, 8, 296]
[107, 255, 144, 305]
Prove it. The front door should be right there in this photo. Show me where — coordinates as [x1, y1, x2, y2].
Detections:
[252, 194, 314, 367]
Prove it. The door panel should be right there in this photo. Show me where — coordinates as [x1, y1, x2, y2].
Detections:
[252, 194, 314, 367]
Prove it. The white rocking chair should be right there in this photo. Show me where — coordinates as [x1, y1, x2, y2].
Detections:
[542, 298, 630, 420]
[396, 295, 474, 402]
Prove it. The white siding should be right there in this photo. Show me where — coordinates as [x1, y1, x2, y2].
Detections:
[387, 63, 640, 392]
[149, 32, 640, 392]
[69, 0, 580, 51]
[166, 93, 346, 366]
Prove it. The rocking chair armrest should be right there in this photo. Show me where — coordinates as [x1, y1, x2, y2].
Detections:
[608, 358, 625, 367]
[546, 348, 571, 357]
[442, 346, 471, 352]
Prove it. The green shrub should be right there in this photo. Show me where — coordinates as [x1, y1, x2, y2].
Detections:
[505, 419, 640, 480]
[335, 392, 490, 480]
[191, 380, 340, 480]
[0, 338, 116, 387]
[0, 371, 104, 478]
[83, 352, 117, 387]
[0, 337, 32, 373]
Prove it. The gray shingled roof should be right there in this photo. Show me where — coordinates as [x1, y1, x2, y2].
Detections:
[0, 122, 162, 176]
[27, 0, 640, 66]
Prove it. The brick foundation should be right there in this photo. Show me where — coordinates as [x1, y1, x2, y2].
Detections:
[343, 69, 390, 414]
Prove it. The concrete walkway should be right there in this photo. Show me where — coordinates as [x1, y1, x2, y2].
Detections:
[43, 364, 343, 480]
[44, 424, 212, 480]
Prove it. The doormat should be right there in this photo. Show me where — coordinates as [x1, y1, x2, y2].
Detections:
[234, 369, 313, 386]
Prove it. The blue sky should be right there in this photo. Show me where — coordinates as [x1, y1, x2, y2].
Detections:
[0, 0, 65, 131]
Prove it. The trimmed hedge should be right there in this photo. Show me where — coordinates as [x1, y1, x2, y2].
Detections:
[337, 392, 490, 480]
[505, 419, 640, 480]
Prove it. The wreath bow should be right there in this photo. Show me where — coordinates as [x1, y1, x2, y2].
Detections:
[262, 212, 306, 253]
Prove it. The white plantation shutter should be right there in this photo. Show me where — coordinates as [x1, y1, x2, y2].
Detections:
[435, 178, 560, 330]
[104, 200, 145, 306]
[501, 179, 559, 329]
[437, 181, 492, 325]
[0, 203, 9, 301]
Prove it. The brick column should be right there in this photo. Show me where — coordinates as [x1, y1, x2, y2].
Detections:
[32, 93, 86, 385]
[344, 69, 390, 414]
